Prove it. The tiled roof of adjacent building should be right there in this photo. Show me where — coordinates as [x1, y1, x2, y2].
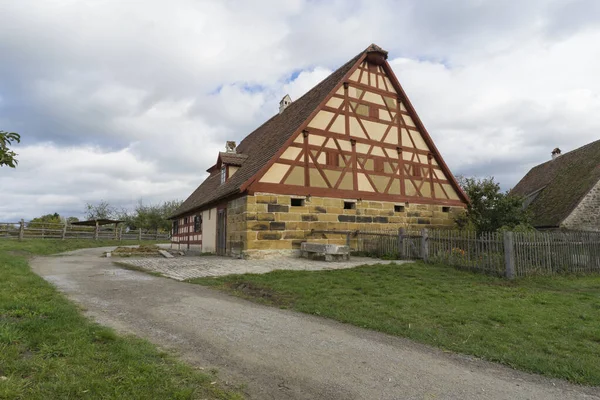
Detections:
[171, 50, 364, 218]
[511, 139, 600, 228]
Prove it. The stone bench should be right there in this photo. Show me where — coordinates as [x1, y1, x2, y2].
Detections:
[300, 242, 350, 262]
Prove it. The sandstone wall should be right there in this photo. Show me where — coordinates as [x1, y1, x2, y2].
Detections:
[562, 180, 600, 231]
[237, 192, 461, 259]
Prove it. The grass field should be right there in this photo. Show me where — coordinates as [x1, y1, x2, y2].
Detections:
[0, 239, 242, 400]
[190, 261, 600, 386]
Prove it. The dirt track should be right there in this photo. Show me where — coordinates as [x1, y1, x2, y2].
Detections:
[32, 247, 600, 400]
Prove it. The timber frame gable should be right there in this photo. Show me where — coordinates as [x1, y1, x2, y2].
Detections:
[241, 44, 468, 207]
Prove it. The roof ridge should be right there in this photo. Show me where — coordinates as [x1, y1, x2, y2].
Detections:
[532, 138, 600, 170]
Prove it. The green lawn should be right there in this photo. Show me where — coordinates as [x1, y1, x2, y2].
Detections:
[0, 239, 242, 400]
[190, 261, 600, 386]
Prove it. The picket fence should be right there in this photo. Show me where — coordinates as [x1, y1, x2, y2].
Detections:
[0, 221, 170, 241]
[326, 228, 600, 278]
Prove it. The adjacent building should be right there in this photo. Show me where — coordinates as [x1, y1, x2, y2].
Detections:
[512, 140, 600, 231]
[170, 44, 468, 258]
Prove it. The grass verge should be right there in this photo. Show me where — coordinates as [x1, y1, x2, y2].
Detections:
[189, 261, 600, 385]
[0, 239, 242, 400]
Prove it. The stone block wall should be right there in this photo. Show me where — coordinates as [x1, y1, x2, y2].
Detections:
[562, 179, 600, 231]
[235, 192, 462, 259]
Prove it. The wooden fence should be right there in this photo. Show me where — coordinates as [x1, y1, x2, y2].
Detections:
[318, 228, 600, 278]
[512, 230, 600, 276]
[428, 230, 506, 276]
[354, 228, 421, 259]
[0, 221, 170, 241]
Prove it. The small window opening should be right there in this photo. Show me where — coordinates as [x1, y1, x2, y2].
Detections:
[326, 151, 340, 167]
[220, 165, 226, 184]
[394, 205, 405, 213]
[412, 165, 422, 177]
[344, 201, 356, 210]
[291, 198, 305, 207]
[442, 206, 451, 213]
[194, 215, 202, 232]
[369, 105, 379, 119]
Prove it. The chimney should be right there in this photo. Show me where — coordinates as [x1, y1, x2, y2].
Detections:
[279, 94, 292, 114]
[551, 147, 561, 160]
[225, 141, 236, 153]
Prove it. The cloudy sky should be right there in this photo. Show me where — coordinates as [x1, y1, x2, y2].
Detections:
[1, 0, 599, 220]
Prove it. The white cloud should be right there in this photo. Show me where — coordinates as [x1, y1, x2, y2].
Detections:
[1, 0, 600, 219]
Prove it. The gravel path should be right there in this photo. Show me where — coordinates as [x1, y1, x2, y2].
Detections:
[31, 247, 600, 400]
[117, 255, 401, 280]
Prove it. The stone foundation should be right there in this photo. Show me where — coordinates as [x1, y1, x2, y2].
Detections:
[224, 192, 463, 259]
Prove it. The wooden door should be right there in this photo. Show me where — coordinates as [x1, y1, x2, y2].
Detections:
[216, 209, 227, 256]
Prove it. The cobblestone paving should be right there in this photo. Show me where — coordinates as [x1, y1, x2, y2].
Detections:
[116, 256, 405, 281]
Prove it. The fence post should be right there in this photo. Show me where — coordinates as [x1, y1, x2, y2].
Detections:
[138, 228, 142, 241]
[397, 228, 405, 259]
[503, 231, 515, 279]
[19, 219, 24, 241]
[62, 222, 67, 240]
[421, 228, 429, 262]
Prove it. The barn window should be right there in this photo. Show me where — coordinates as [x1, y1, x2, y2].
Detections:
[194, 215, 202, 232]
[344, 201, 356, 210]
[172, 220, 178, 235]
[412, 165, 422, 177]
[291, 198, 305, 207]
[442, 206, 451, 213]
[326, 151, 340, 167]
[394, 205, 405, 212]
[220, 165, 226, 184]
[369, 105, 379, 119]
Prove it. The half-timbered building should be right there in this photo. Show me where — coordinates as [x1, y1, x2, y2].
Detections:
[171, 44, 468, 258]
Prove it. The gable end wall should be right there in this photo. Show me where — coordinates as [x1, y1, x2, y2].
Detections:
[561, 179, 600, 231]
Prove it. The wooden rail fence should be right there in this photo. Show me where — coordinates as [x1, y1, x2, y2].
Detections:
[0, 220, 170, 241]
[313, 228, 600, 278]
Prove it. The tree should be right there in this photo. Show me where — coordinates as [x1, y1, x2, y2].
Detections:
[29, 213, 62, 228]
[66, 216, 80, 224]
[90, 199, 183, 232]
[123, 199, 183, 233]
[0, 131, 21, 168]
[456, 176, 531, 233]
[85, 200, 116, 220]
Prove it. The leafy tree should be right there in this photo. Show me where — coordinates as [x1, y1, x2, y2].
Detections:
[97, 199, 183, 232]
[456, 176, 531, 233]
[85, 200, 116, 220]
[122, 199, 183, 233]
[0, 131, 21, 168]
[29, 213, 62, 228]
